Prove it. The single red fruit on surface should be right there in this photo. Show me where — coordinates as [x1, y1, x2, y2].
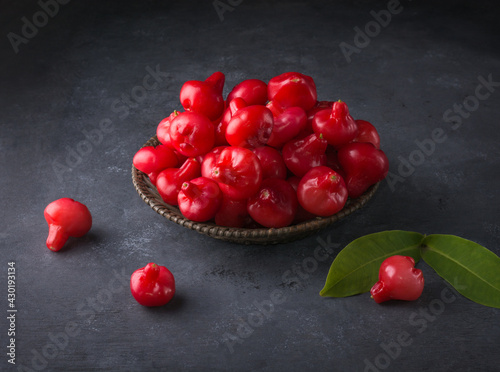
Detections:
[337, 142, 389, 198]
[177, 177, 222, 222]
[282, 133, 327, 177]
[214, 195, 250, 228]
[156, 110, 180, 148]
[133, 144, 178, 175]
[370, 255, 424, 304]
[130, 263, 175, 307]
[353, 119, 381, 149]
[247, 178, 298, 228]
[252, 146, 287, 180]
[208, 146, 263, 200]
[180, 71, 225, 121]
[267, 72, 317, 111]
[297, 166, 348, 217]
[169, 111, 215, 157]
[156, 157, 201, 206]
[312, 100, 358, 149]
[44, 198, 92, 251]
[226, 79, 268, 106]
[225, 105, 274, 148]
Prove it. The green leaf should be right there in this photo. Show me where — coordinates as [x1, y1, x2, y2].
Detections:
[421, 234, 500, 309]
[320, 230, 425, 297]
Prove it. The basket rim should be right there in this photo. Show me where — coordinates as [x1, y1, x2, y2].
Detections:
[131, 135, 380, 244]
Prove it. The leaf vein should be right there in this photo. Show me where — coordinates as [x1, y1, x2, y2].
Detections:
[425, 247, 500, 293]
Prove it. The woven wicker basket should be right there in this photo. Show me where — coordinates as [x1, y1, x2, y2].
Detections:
[132, 136, 380, 245]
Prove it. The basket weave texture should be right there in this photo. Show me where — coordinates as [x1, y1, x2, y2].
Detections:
[132, 136, 380, 245]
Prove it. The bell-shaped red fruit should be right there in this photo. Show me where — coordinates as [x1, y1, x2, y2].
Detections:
[180, 72, 225, 121]
[370, 255, 424, 304]
[44, 198, 92, 251]
[312, 100, 358, 149]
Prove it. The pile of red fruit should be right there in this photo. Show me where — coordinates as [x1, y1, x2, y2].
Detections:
[133, 71, 389, 229]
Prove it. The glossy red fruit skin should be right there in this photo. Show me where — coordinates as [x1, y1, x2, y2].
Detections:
[267, 72, 317, 111]
[312, 100, 358, 149]
[247, 178, 298, 228]
[208, 146, 263, 200]
[169, 111, 215, 157]
[177, 177, 222, 222]
[44, 198, 92, 251]
[180, 71, 225, 121]
[214, 195, 250, 228]
[215, 98, 247, 146]
[156, 157, 201, 206]
[252, 146, 287, 180]
[287, 176, 317, 223]
[226, 79, 268, 106]
[130, 263, 175, 307]
[225, 105, 274, 148]
[306, 101, 333, 127]
[201, 146, 228, 179]
[353, 119, 381, 149]
[133, 144, 179, 175]
[148, 171, 160, 186]
[214, 113, 230, 147]
[282, 133, 328, 177]
[156, 111, 180, 147]
[297, 166, 348, 217]
[266, 103, 308, 149]
[337, 142, 389, 198]
[370, 255, 424, 304]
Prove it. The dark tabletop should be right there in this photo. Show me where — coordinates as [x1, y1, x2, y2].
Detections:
[1, 0, 499, 371]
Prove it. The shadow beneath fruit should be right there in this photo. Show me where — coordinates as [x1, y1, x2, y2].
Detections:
[52, 230, 101, 253]
[144, 293, 186, 314]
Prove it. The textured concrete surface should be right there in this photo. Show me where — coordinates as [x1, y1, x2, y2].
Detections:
[1, 0, 499, 371]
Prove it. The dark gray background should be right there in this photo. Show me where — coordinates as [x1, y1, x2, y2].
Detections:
[1, 0, 499, 371]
